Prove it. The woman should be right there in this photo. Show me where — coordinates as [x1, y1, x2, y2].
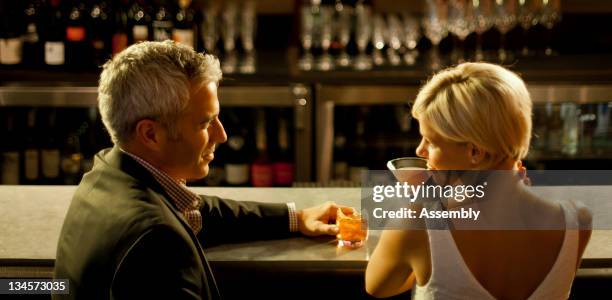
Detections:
[365, 62, 592, 299]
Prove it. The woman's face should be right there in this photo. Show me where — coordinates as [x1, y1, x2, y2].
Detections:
[415, 121, 474, 170]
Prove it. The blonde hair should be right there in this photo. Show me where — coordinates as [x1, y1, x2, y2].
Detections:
[412, 62, 532, 167]
[98, 40, 222, 145]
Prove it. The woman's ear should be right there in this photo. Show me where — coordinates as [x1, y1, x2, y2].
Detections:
[467, 143, 486, 166]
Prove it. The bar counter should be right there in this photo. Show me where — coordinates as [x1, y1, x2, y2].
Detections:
[1, 186, 611, 298]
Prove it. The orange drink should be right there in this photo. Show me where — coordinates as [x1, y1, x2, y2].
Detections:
[337, 208, 367, 248]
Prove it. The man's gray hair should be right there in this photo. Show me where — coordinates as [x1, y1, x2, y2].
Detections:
[98, 40, 222, 145]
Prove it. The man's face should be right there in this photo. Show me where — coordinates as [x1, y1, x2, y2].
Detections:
[158, 82, 227, 181]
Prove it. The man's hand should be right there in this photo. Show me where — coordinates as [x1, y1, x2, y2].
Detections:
[296, 201, 354, 237]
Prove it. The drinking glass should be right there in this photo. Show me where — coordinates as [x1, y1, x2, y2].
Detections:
[221, 1, 238, 73]
[334, 0, 353, 67]
[316, 5, 335, 71]
[539, 0, 561, 56]
[423, 0, 448, 70]
[239, 0, 257, 74]
[299, 4, 315, 71]
[401, 13, 421, 65]
[337, 208, 367, 248]
[472, 0, 494, 61]
[517, 0, 538, 56]
[385, 14, 403, 66]
[354, 1, 372, 71]
[387, 157, 430, 186]
[200, 1, 219, 55]
[494, 0, 517, 63]
[371, 13, 386, 66]
[448, 0, 475, 63]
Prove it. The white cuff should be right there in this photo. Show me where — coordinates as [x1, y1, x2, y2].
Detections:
[287, 202, 299, 232]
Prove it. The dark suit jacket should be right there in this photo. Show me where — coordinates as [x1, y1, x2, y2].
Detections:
[53, 147, 292, 299]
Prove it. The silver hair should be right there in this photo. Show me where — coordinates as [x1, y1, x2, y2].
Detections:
[98, 40, 222, 145]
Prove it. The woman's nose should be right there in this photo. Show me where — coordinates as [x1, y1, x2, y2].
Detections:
[416, 140, 428, 158]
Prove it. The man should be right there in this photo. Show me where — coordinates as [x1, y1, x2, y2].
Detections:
[53, 41, 344, 299]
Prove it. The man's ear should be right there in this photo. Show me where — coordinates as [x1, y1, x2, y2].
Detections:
[467, 143, 486, 166]
[134, 119, 165, 152]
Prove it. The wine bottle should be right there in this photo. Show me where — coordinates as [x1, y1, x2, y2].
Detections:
[203, 140, 226, 186]
[348, 107, 369, 184]
[61, 132, 83, 185]
[128, 0, 152, 44]
[0, 2, 24, 65]
[224, 110, 249, 186]
[112, 0, 129, 56]
[1, 112, 21, 185]
[273, 114, 294, 187]
[88, 0, 112, 67]
[44, 0, 66, 66]
[23, 0, 44, 67]
[22, 109, 41, 185]
[65, 0, 89, 69]
[333, 108, 349, 181]
[173, 0, 196, 49]
[80, 107, 99, 173]
[152, 0, 173, 42]
[251, 109, 273, 187]
[41, 109, 62, 184]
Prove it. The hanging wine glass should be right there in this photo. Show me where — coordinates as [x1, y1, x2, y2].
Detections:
[239, 0, 257, 74]
[422, 0, 448, 70]
[221, 1, 238, 74]
[472, 0, 494, 61]
[385, 14, 404, 66]
[316, 5, 335, 71]
[448, 0, 475, 63]
[401, 13, 421, 66]
[354, 1, 372, 71]
[539, 0, 561, 56]
[494, 0, 517, 63]
[200, 1, 219, 55]
[299, 4, 315, 71]
[334, 0, 353, 68]
[371, 13, 386, 66]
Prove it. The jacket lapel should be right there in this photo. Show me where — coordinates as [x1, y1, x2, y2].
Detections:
[99, 146, 221, 298]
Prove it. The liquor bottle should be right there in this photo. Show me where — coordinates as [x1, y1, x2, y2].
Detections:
[88, 0, 112, 67]
[128, 0, 152, 44]
[333, 108, 349, 181]
[23, 0, 44, 67]
[152, 0, 174, 42]
[112, 0, 129, 56]
[1, 112, 21, 185]
[348, 107, 369, 184]
[61, 132, 83, 185]
[81, 107, 99, 173]
[0, 2, 24, 65]
[561, 102, 578, 156]
[173, 0, 196, 49]
[224, 110, 250, 186]
[273, 115, 294, 187]
[44, 0, 66, 66]
[41, 109, 61, 184]
[250, 109, 273, 187]
[546, 103, 563, 154]
[65, 0, 89, 68]
[22, 109, 41, 185]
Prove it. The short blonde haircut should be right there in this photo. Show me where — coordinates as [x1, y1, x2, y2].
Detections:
[98, 40, 222, 145]
[412, 62, 532, 167]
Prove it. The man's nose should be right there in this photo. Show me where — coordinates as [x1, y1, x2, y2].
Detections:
[214, 120, 228, 144]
